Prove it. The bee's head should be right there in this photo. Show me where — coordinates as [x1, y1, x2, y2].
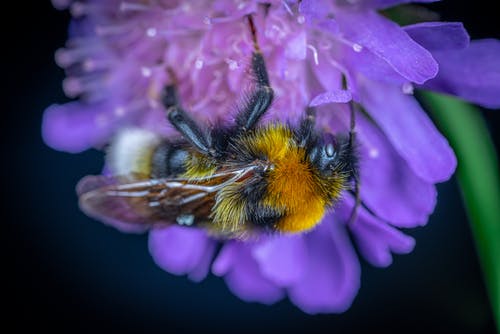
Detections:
[308, 132, 357, 185]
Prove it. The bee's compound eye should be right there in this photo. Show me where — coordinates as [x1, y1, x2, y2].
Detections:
[325, 143, 335, 157]
[323, 133, 336, 157]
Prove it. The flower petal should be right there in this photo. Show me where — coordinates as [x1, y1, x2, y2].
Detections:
[42, 102, 115, 153]
[212, 242, 285, 304]
[148, 227, 216, 282]
[423, 39, 500, 109]
[358, 78, 457, 183]
[252, 235, 308, 286]
[335, 9, 438, 84]
[404, 22, 469, 51]
[288, 217, 360, 314]
[338, 198, 416, 267]
[309, 90, 352, 106]
[356, 112, 438, 226]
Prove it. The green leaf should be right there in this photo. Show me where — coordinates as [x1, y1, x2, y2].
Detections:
[420, 91, 500, 328]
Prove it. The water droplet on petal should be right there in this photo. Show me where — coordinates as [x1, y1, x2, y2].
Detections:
[297, 15, 305, 24]
[146, 27, 157, 37]
[402, 82, 414, 95]
[352, 43, 363, 52]
[369, 148, 379, 158]
[141, 67, 152, 77]
[195, 59, 204, 69]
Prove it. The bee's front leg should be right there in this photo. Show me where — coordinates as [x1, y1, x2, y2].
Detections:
[162, 73, 214, 157]
[234, 15, 274, 133]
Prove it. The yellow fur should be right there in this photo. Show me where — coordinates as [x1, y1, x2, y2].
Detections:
[180, 124, 345, 234]
[243, 124, 338, 233]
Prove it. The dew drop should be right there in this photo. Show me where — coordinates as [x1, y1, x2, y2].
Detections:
[352, 43, 363, 52]
[402, 82, 414, 95]
[369, 148, 379, 158]
[146, 27, 157, 37]
[226, 59, 238, 70]
[297, 15, 305, 24]
[141, 67, 152, 77]
[195, 59, 204, 69]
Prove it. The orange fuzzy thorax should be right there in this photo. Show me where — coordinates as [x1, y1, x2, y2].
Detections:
[245, 124, 333, 233]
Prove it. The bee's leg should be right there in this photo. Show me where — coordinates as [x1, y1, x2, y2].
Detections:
[162, 76, 213, 156]
[235, 15, 274, 132]
[296, 107, 316, 147]
[347, 103, 360, 227]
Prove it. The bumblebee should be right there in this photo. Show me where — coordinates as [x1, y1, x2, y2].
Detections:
[78, 17, 358, 238]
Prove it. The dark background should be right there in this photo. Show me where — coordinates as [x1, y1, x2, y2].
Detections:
[5, 1, 499, 333]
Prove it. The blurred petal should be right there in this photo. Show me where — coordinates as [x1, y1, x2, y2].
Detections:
[310, 90, 352, 106]
[423, 39, 500, 109]
[285, 31, 307, 60]
[338, 198, 416, 267]
[356, 112, 438, 226]
[288, 217, 360, 314]
[212, 242, 285, 304]
[149, 226, 216, 281]
[253, 235, 308, 286]
[42, 102, 114, 153]
[404, 22, 469, 51]
[359, 78, 457, 183]
[335, 9, 438, 84]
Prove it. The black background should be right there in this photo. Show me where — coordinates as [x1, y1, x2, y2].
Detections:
[5, 1, 499, 333]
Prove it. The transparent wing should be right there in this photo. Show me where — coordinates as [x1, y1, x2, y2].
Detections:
[76, 166, 258, 228]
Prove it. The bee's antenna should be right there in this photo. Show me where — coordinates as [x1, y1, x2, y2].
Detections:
[348, 102, 360, 227]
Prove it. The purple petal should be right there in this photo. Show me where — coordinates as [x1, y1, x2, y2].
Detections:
[309, 90, 352, 106]
[313, 104, 437, 227]
[299, 0, 334, 20]
[423, 39, 500, 109]
[356, 112, 437, 227]
[148, 227, 216, 282]
[212, 242, 285, 304]
[285, 30, 307, 60]
[337, 197, 415, 267]
[359, 78, 457, 183]
[42, 102, 115, 153]
[335, 9, 438, 84]
[318, 104, 436, 227]
[288, 217, 360, 314]
[404, 22, 469, 51]
[309, 51, 343, 91]
[252, 235, 308, 286]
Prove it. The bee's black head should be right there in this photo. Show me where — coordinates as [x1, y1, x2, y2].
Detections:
[308, 132, 357, 180]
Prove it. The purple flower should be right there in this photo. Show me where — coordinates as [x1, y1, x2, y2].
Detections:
[43, 0, 500, 314]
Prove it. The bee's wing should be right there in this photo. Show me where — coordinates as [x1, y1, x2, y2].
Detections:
[76, 166, 257, 228]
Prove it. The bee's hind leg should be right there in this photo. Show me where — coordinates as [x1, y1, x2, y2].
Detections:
[162, 70, 213, 156]
[234, 15, 274, 132]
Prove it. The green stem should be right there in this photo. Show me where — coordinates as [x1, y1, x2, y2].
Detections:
[420, 91, 500, 328]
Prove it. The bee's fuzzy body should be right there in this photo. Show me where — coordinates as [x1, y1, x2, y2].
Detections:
[109, 122, 352, 236]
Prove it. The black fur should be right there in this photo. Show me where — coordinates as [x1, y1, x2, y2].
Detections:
[151, 142, 189, 178]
